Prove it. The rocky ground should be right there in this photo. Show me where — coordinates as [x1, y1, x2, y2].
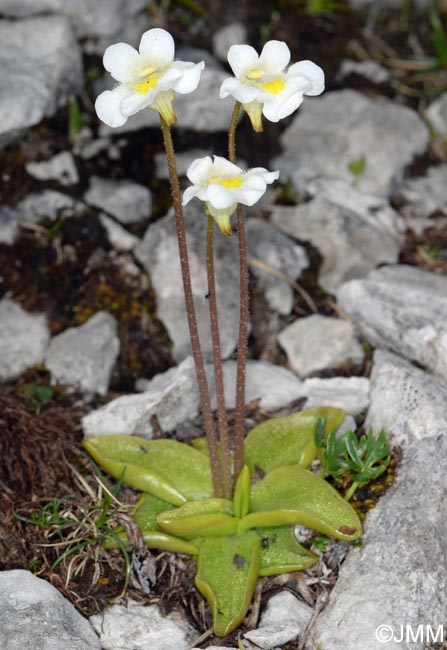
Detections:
[0, 0, 447, 649]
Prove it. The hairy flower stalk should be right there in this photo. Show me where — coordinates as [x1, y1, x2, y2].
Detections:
[160, 118, 224, 498]
[206, 215, 232, 498]
[228, 101, 248, 479]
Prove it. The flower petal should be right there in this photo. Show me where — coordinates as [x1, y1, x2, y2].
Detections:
[227, 44, 259, 77]
[120, 90, 153, 117]
[207, 184, 238, 209]
[263, 92, 305, 121]
[245, 168, 280, 185]
[95, 86, 131, 128]
[234, 186, 266, 206]
[103, 43, 141, 83]
[288, 60, 325, 96]
[212, 156, 244, 178]
[221, 77, 260, 104]
[186, 156, 214, 185]
[157, 67, 184, 92]
[182, 185, 208, 205]
[259, 40, 291, 74]
[139, 28, 175, 68]
[170, 61, 205, 94]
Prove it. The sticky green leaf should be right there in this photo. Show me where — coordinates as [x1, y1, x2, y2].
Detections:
[240, 466, 361, 541]
[131, 493, 175, 530]
[233, 466, 251, 518]
[256, 526, 318, 576]
[244, 407, 346, 474]
[82, 436, 213, 506]
[194, 533, 260, 637]
[157, 498, 237, 538]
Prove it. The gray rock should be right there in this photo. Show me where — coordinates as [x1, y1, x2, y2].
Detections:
[154, 149, 210, 180]
[366, 349, 447, 447]
[0, 206, 20, 244]
[99, 214, 139, 252]
[83, 357, 200, 438]
[245, 591, 312, 650]
[0, 17, 83, 146]
[0, 299, 49, 381]
[272, 90, 429, 196]
[17, 190, 84, 223]
[426, 91, 447, 135]
[336, 59, 390, 84]
[212, 22, 248, 61]
[90, 600, 196, 650]
[207, 359, 304, 411]
[246, 218, 309, 315]
[271, 181, 403, 292]
[277, 314, 364, 378]
[135, 203, 240, 362]
[85, 177, 151, 224]
[302, 376, 370, 416]
[0, 0, 149, 39]
[396, 164, 447, 231]
[336, 265, 447, 380]
[45, 311, 119, 395]
[310, 351, 447, 650]
[99, 67, 238, 135]
[0, 569, 100, 650]
[26, 151, 79, 186]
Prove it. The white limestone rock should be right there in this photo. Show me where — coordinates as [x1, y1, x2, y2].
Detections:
[277, 315, 364, 378]
[0, 16, 83, 146]
[426, 91, 447, 135]
[366, 349, 447, 447]
[85, 177, 152, 224]
[212, 22, 247, 61]
[0, 206, 21, 245]
[271, 180, 403, 292]
[310, 350, 447, 650]
[90, 600, 196, 650]
[207, 359, 304, 411]
[99, 214, 139, 252]
[246, 218, 309, 315]
[83, 357, 200, 438]
[272, 90, 429, 196]
[302, 376, 370, 416]
[336, 59, 390, 84]
[0, 298, 49, 381]
[395, 164, 447, 231]
[0, 0, 149, 39]
[154, 149, 210, 180]
[17, 190, 84, 222]
[245, 591, 313, 650]
[135, 203, 240, 362]
[26, 151, 79, 186]
[45, 311, 119, 395]
[0, 569, 100, 650]
[336, 265, 447, 380]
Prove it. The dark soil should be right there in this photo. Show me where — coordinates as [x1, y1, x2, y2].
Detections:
[0, 0, 446, 646]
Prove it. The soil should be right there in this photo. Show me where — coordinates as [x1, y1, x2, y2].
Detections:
[0, 0, 446, 647]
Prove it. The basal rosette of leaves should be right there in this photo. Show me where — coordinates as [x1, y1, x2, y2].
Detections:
[83, 406, 361, 637]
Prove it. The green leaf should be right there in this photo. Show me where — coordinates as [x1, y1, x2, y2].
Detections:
[82, 436, 213, 506]
[194, 533, 260, 637]
[244, 407, 346, 474]
[131, 493, 175, 530]
[240, 466, 361, 541]
[348, 155, 366, 184]
[157, 498, 237, 538]
[233, 466, 251, 518]
[256, 526, 318, 576]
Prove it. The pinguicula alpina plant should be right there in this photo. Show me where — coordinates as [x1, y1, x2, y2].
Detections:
[84, 27, 362, 637]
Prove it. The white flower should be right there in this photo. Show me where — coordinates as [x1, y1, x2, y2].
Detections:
[220, 40, 324, 131]
[95, 28, 204, 128]
[182, 156, 279, 236]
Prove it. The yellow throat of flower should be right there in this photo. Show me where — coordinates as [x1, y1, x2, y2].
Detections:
[260, 78, 286, 95]
[134, 67, 159, 94]
[210, 176, 243, 189]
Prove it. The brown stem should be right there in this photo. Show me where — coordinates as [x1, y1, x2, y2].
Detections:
[206, 215, 232, 499]
[228, 101, 248, 479]
[233, 204, 249, 479]
[160, 117, 224, 498]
